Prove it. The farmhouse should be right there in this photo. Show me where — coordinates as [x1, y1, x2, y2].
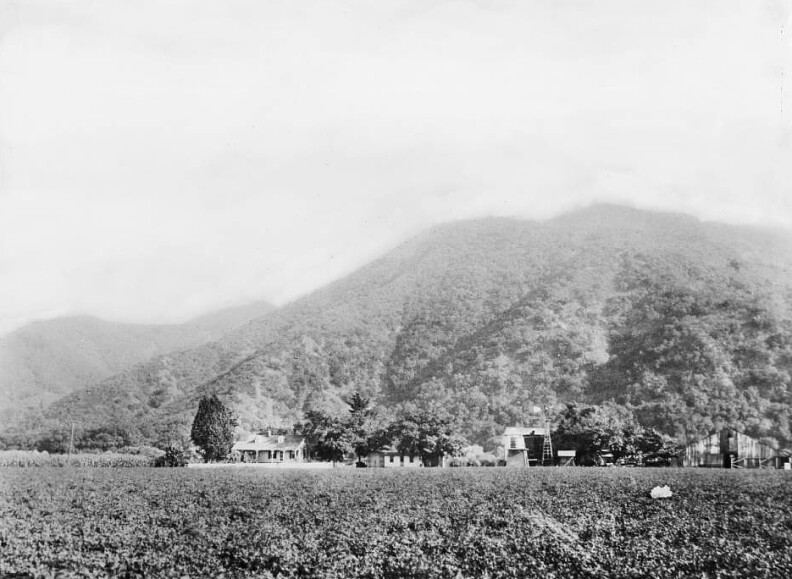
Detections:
[366, 447, 422, 468]
[683, 428, 785, 469]
[233, 433, 306, 463]
[502, 426, 552, 466]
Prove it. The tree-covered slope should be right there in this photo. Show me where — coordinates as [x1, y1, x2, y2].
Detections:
[9, 205, 792, 452]
[0, 300, 274, 423]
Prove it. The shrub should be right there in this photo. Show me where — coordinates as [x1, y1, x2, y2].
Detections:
[154, 447, 188, 468]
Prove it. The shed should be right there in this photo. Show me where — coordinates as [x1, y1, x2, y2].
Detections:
[233, 434, 306, 463]
[682, 428, 781, 469]
[367, 447, 422, 468]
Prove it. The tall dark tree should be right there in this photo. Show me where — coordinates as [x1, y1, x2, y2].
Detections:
[190, 394, 237, 462]
[347, 393, 380, 462]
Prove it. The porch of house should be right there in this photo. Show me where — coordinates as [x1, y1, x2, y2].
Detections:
[240, 448, 304, 463]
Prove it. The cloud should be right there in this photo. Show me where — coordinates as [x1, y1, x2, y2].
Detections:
[0, 0, 789, 334]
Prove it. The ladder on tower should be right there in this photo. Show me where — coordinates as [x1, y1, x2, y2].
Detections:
[542, 429, 553, 466]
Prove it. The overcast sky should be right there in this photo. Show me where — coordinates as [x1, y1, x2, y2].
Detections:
[1, 0, 791, 335]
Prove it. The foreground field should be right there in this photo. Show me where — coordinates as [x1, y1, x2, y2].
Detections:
[1, 467, 790, 578]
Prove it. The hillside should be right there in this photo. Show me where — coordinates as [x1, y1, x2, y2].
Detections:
[0, 300, 274, 423]
[6, 204, 792, 452]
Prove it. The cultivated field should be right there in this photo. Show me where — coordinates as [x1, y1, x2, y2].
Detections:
[1, 467, 790, 578]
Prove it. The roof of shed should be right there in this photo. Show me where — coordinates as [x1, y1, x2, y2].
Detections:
[503, 427, 548, 436]
[369, 446, 411, 456]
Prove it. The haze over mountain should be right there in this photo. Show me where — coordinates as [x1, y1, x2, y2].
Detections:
[0, 300, 274, 423]
[4, 205, 792, 452]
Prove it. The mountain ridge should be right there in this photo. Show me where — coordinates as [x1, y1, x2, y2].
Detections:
[4, 204, 792, 452]
[0, 300, 275, 423]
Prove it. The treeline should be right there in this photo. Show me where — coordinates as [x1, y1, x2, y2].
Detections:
[294, 393, 465, 466]
[552, 403, 680, 466]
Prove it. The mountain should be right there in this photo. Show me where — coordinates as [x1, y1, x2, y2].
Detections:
[6, 204, 792, 452]
[0, 300, 274, 423]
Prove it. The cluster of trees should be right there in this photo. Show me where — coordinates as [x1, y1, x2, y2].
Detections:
[295, 393, 466, 466]
[552, 403, 680, 466]
[187, 392, 467, 466]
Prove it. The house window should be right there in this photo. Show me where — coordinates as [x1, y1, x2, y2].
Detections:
[510, 437, 517, 449]
[389, 455, 394, 463]
[409, 456, 414, 463]
[288, 451, 294, 460]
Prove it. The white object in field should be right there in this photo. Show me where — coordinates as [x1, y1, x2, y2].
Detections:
[532, 406, 542, 413]
[650, 485, 673, 499]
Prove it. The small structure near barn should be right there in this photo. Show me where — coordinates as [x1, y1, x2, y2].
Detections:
[233, 433, 306, 463]
[557, 449, 577, 466]
[366, 447, 422, 468]
[683, 428, 782, 469]
[502, 426, 550, 466]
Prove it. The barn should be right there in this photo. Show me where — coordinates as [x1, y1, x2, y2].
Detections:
[502, 426, 551, 466]
[682, 428, 784, 469]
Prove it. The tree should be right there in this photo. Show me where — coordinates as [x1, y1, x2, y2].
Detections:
[552, 403, 681, 466]
[294, 393, 382, 464]
[294, 409, 352, 463]
[391, 406, 465, 466]
[552, 404, 613, 465]
[346, 393, 381, 462]
[190, 394, 237, 462]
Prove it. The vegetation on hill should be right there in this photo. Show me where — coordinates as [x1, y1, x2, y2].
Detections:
[0, 301, 274, 424]
[3, 205, 792, 454]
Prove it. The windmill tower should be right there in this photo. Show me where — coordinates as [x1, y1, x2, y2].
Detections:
[541, 410, 553, 466]
[530, 405, 554, 466]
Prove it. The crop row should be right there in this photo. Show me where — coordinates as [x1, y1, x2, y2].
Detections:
[0, 450, 156, 468]
[1, 467, 791, 578]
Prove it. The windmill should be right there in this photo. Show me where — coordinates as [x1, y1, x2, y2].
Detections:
[531, 405, 554, 466]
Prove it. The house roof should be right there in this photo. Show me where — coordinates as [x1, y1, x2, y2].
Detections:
[369, 446, 410, 456]
[233, 434, 305, 452]
[503, 426, 548, 436]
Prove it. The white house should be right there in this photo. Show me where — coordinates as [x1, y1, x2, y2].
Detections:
[233, 434, 306, 463]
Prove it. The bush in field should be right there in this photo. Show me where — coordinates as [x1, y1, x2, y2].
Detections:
[154, 447, 188, 468]
[191, 394, 237, 462]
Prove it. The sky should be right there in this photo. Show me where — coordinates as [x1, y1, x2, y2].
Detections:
[1, 0, 791, 335]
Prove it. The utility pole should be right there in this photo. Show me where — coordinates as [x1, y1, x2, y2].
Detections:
[68, 423, 75, 459]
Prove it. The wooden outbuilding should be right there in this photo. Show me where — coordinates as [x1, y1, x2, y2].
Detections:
[683, 428, 783, 469]
[366, 447, 422, 468]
